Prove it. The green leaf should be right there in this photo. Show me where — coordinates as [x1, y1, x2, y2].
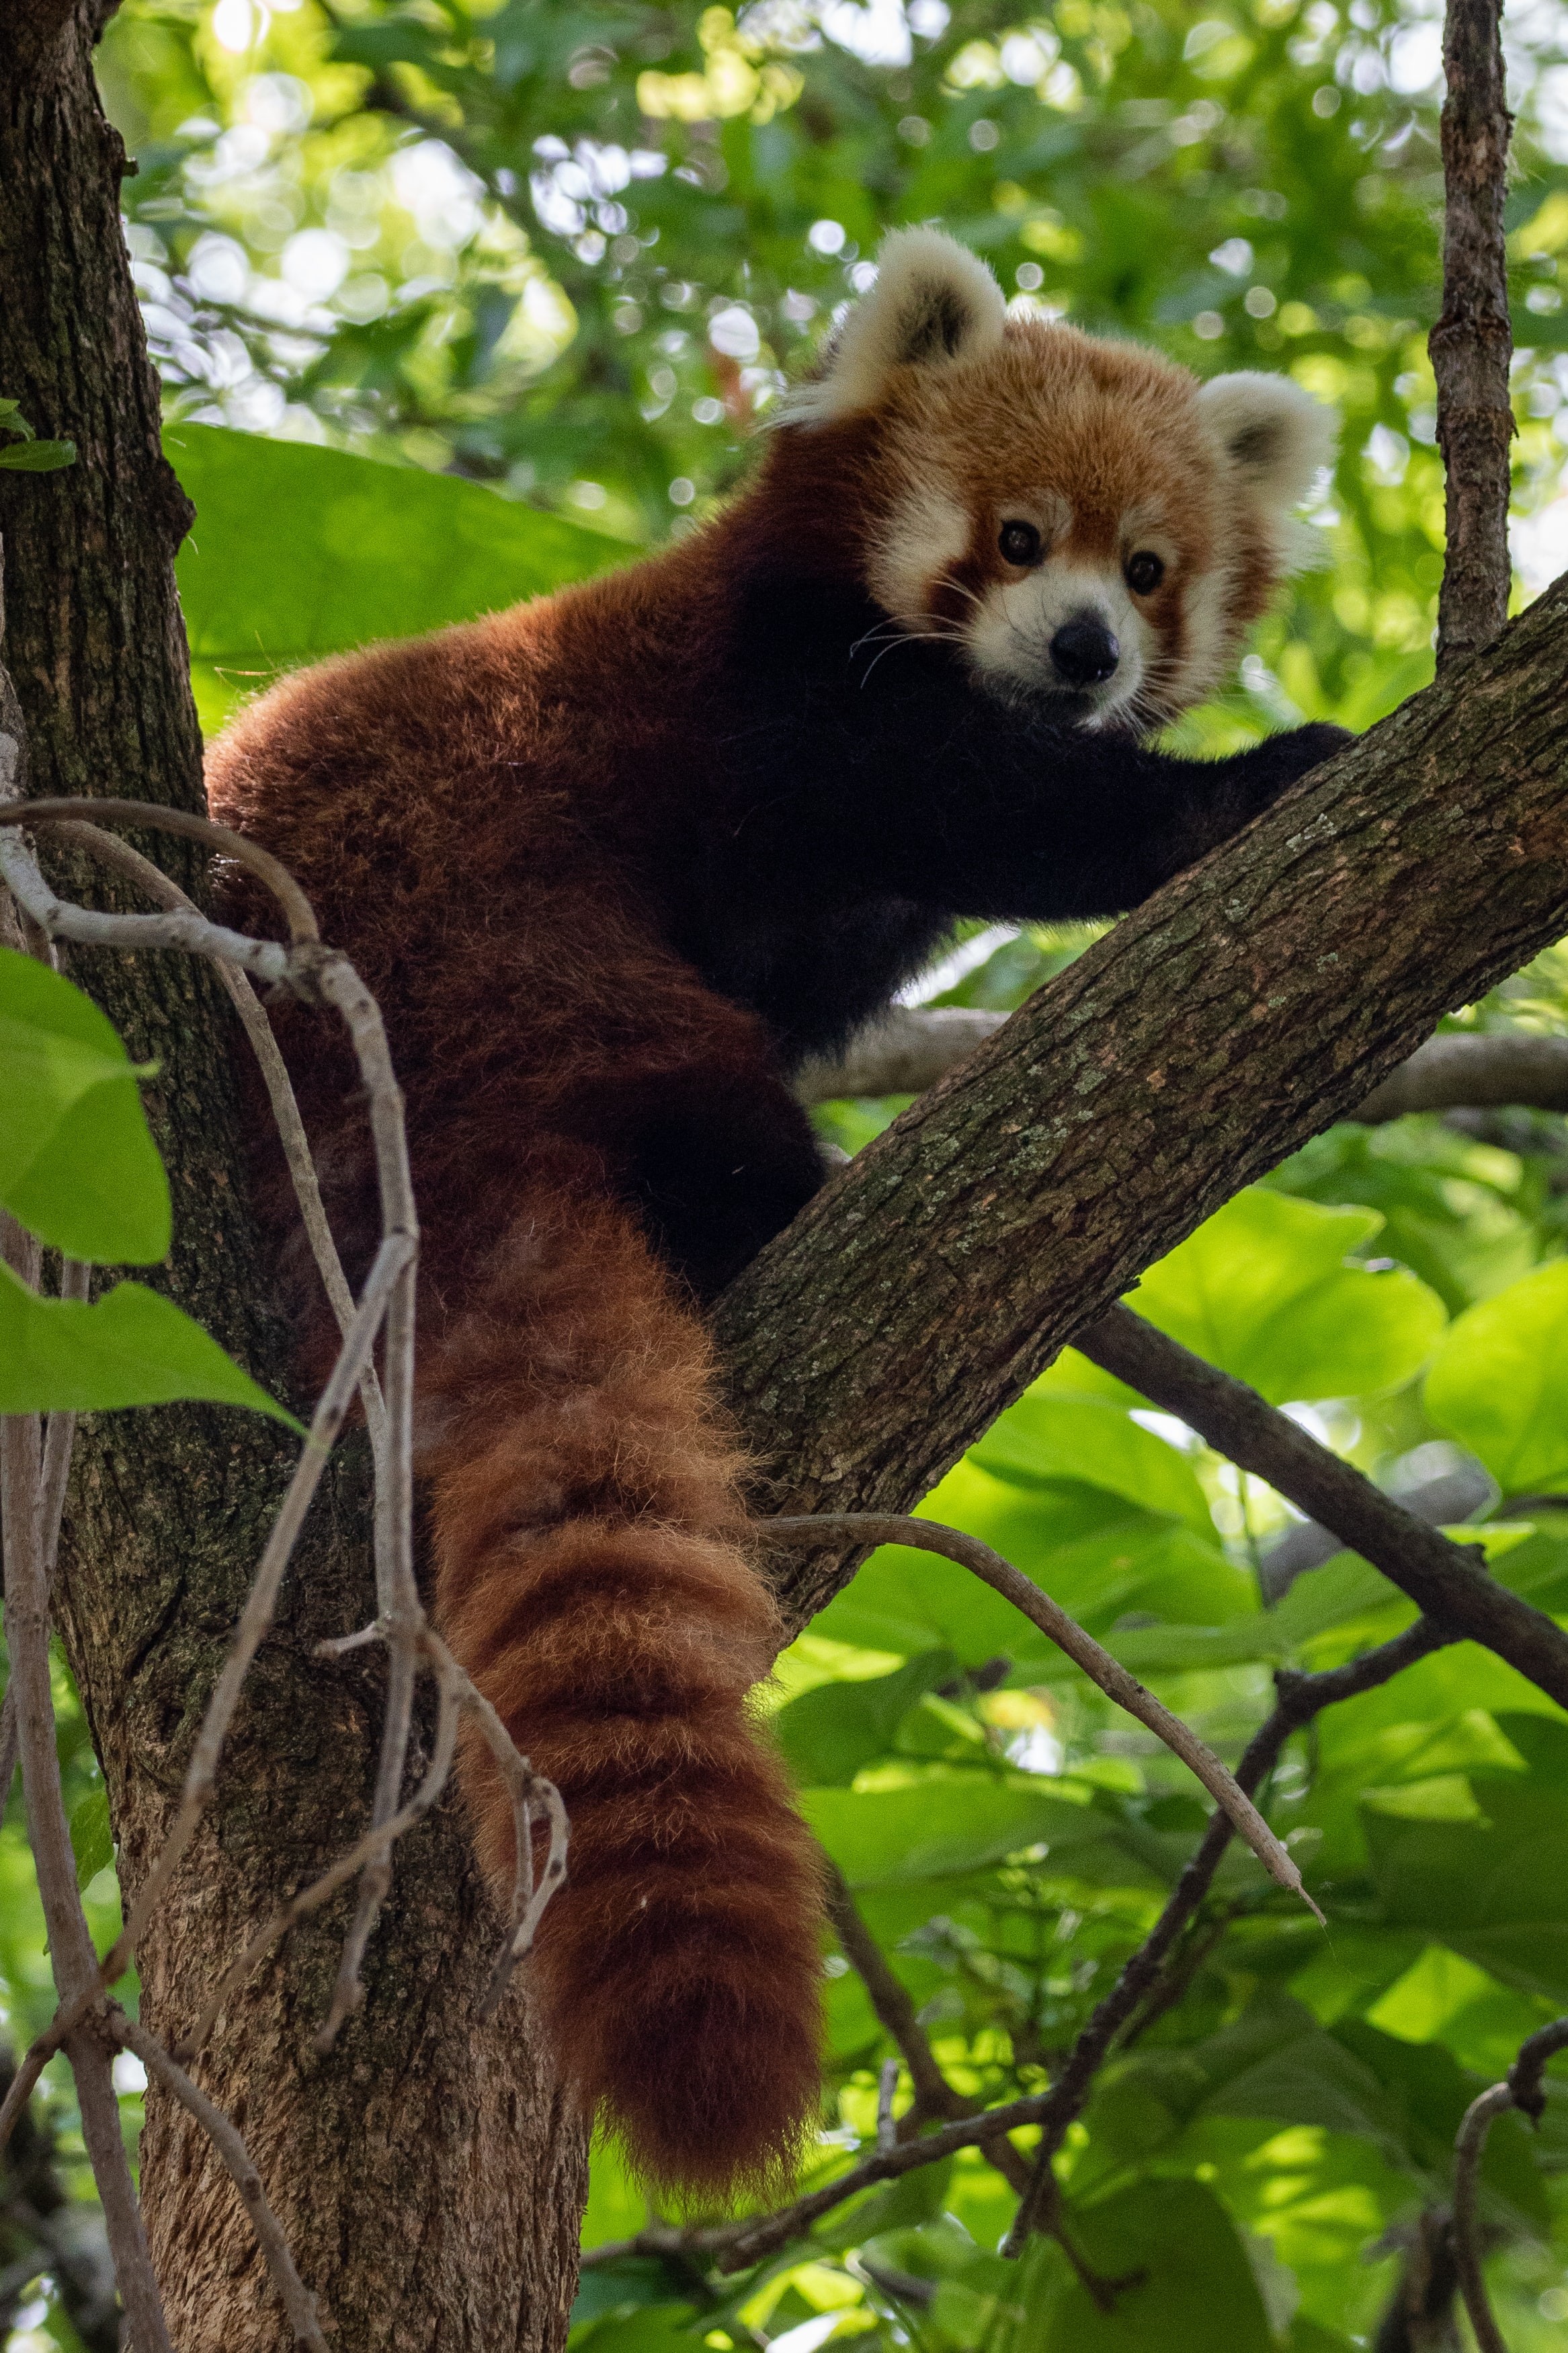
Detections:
[973, 1390, 1212, 1531]
[167, 425, 620, 733]
[815, 2160, 956, 2252]
[69, 1786, 112, 1891]
[1130, 1189, 1448, 1403]
[1361, 1716, 1568, 2003]
[1039, 2178, 1274, 2353]
[0, 945, 169, 1263]
[1109, 1550, 1412, 1677]
[1333, 2019, 1551, 2229]
[1424, 1260, 1568, 1494]
[776, 1649, 958, 1788]
[802, 1780, 1109, 1889]
[0, 1262, 301, 1430]
[566, 2303, 701, 2352]
[0, 439, 76, 473]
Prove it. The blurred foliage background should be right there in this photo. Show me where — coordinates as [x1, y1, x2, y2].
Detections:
[2, 2, 1568, 2349]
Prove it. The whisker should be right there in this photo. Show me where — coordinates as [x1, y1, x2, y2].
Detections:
[933, 573, 985, 611]
[859, 635, 919, 684]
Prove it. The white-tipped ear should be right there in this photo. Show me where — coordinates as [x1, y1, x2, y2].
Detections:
[1197, 371, 1338, 511]
[780, 229, 1005, 426]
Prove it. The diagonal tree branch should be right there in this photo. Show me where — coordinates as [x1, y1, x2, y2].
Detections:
[718, 579, 1568, 1639]
[1073, 1307, 1568, 1707]
[797, 1008, 1568, 1124]
[823, 1867, 1034, 2194]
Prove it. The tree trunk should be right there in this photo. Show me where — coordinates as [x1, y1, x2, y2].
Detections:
[8, 10, 1568, 2350]
[716, 586, 1568, 1634]
[0, 11, 586, 2346]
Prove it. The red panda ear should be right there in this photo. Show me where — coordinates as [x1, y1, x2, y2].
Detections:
[780, 229, 1006, 427]
[1197, 372, 1339, 516]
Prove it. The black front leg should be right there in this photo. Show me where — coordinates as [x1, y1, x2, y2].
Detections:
[785, 643, 1352, 924]
[1060, 719, 1355, 915]
[726, 581, 1352, 938]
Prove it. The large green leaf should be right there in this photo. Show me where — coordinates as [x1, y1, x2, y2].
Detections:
[1360, 1717, 1568, 2003]
[1424, 1260, 1568, 1494]
[168, 424, 620, 734]
[973, 1389, 1212, 1531]
[0, 945, 169, 1264]
[1039, 2178, 1274, 2353]
[0, 1262, 300, 1429]
[1130, 1189, 1448, 1404]
[802, 1780, 1108, 1890]
[1083, 1995, 1403, 2169]
[1333, 2020, 1551, 2231]
[776, 1650, 958, 1789]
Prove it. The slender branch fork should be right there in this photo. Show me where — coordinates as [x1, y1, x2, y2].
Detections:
[1452, 2016, 1568, 2353]
[580, 1618, 1456, 2277]
[763, 1514, 1319, 1913]
[0, 785, 567, 2344]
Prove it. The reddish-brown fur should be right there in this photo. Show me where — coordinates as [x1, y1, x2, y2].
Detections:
[208, 520, 839, 2197]
[423, 1185, 822, 2193]
[207, 280, 1332, 2194]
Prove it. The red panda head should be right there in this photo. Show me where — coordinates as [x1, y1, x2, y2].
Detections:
[771, 228, 1336, 729]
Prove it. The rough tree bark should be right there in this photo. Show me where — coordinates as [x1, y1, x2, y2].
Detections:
[0, 11, 585, 2350]
[1431, 0, 1514, 665]
[719, 595, 1568, 1632]
[5, 8, 1568, 2353]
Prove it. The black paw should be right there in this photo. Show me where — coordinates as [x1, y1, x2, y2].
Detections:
[1276, 721, 1354, 776]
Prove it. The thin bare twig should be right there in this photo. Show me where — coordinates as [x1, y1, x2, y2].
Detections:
[319, 1242, 419, 2044]
[1453, 2085, 1514, 2353]
[1, 1225, 174, 2353]
[0, 817, 293, 986]
[1452, 2015, 1568, 2353]
[444, 1620, 571, 2022]
[176, 1644, 464, 2063]
[1432, 0, 1514, 665]
[825, 1866, 1032, 2193]
[761, 1514, 1317, 1913]
[0, 796, 320, 942]
[583, 1620, 1450, 2281]
[1075, 1306, 1568, 1708]
[110, 2013, 328, 2351]
[38, 819, 386, 1451]
[101, 1230, 414, 1997]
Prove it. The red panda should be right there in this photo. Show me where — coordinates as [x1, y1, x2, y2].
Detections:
[205, 228, 1345, 2198]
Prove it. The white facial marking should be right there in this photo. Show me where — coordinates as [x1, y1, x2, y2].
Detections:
[964, 560, 1151, 722]
[868, 486, 971, 623]
[1173, 563, 1233, 709]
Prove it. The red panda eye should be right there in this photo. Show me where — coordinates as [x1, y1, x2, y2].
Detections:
[998, 520, 1042, 567]
[1126, 551, 1165, 595]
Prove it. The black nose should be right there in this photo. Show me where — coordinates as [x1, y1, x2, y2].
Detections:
[1050, 615, 1120, 688]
